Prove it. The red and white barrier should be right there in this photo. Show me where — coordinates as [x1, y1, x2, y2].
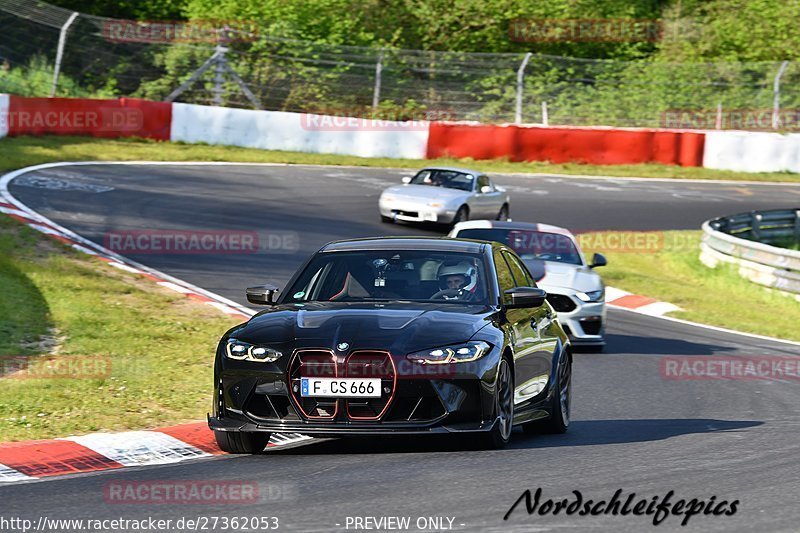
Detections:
[170, 102, 430, 159]
[703, 130, 800, 173]
[5, 96, 171, 140]
[426, 123, 706, 167]
[7, 92, 800, 173]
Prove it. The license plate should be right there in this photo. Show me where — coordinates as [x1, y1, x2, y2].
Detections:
[300, 378, 381, 398]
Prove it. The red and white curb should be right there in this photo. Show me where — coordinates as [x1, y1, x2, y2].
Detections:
[0, 163, 254, 319]
[0, 423, 311, 483]
[605, 286, 681, 316]
[1, 163, 315, 483]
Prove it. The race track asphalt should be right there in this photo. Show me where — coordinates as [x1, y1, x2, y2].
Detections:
[4, 164, 800, 532]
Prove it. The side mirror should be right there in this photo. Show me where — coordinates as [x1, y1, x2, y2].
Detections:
[504, 287, 546, 308]
[401, 176, 412, 184]
[480, 185, 492, 194]
[589, 253, 607, 268]
[246, 283, 280, 305]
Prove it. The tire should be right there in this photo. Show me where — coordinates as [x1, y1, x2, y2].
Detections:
[214, 430, 270, 454]
[523, 354, 571, 434]
[496, 204, 509, 221]
[479, 357, 514, 449]
[451, 206, 469, 226]
[380, 215, 393, 224]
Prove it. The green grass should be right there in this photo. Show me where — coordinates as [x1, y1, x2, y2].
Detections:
[582, 231, 800, 341]
[1, 135, 800, 182]
[0, 217, 240, 442]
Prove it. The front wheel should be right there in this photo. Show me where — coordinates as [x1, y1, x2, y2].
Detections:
[214, 430, 270, 454]
[451, 206, 469, 226]
[479, 357, 514, 449]
[380, 215, 393, 224]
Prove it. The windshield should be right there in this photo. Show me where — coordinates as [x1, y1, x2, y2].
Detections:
[409, 169, 474, 192]
[285, 250, 489, 304]
[455, 228, 583, 266]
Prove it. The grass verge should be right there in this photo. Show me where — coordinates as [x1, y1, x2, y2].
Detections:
[0, 216, 240, 442]
[1, 135, 800, 182]
[582, 231, 800, 342]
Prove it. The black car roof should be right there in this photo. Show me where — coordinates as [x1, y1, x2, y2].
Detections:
[321, 237, 489, 254]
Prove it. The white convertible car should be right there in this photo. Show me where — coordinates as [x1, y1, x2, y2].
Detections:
[450, 220, 608, 350]
[379, 167, 510, 227]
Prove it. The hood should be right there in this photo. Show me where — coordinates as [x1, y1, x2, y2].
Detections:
[522, 259, 603, 294]
[230, 301, 496, 354]
[382, 184, 467, 202]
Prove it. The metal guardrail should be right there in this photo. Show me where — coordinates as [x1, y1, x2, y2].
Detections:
[700, 208, 800, 295]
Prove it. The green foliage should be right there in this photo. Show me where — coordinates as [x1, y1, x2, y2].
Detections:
[20, 1, 800, 126]
[0, 56, 93, 98]
[46, 0, 188, 20]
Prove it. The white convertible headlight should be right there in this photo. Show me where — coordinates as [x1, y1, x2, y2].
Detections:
[407, 341, 491, 364]
[225, 339, 283, 362]
[576, 289, 604, 302]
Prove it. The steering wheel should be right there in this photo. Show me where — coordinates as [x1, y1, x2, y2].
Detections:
[431, 288, 472, 301]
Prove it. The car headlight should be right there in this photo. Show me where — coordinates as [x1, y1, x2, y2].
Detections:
[225, 339, 283, 362]
[407, 341, 491, 364]
[381, 195, 395, 202]
[576, 289, 604, 302]
[427, 202, 444, 207]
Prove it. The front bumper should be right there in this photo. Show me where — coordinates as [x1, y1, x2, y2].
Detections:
[379, 198, 455, 224]
[546, 292, 606, 345]
[210, 348, 505, 436]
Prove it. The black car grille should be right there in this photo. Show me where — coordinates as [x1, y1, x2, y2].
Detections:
[286, 349, 398, 422]
[289, 350, 338, 420]
[546, 293, 577, 312]
[345, 351, 396, 420]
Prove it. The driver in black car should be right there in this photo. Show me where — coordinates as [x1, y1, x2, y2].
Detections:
[434, 261, 478, 300]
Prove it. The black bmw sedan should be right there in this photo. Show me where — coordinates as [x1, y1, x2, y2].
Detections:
[209, 237, 572, 453]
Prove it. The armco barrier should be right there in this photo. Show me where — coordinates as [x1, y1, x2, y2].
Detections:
[700, 208, 800, 295]
[6, 96, 172, 140]
[703, 130, 800, 173]
[427, 123, 705, 166]
[170, 103, 429, 159]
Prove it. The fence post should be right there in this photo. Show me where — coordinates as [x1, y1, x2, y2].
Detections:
[716, 102, 722, 129]
[372, 49, 384, 112]
[212, 45, 227, 106]
[51, 12, 79, 97]
[515, 52, 532, 125]
[772, 60, 789, 129]
[541, 101, 549, 127]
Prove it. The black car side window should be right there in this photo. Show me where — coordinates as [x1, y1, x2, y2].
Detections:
[494, 249, 516, 293]
[503, 251, 534, 287]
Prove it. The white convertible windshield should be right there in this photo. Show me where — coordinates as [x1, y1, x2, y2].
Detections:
[409, 170, 474, 192]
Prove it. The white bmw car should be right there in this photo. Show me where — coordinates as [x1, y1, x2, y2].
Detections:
[450, 220, 608, 350]
[379, 167, 510, 227]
